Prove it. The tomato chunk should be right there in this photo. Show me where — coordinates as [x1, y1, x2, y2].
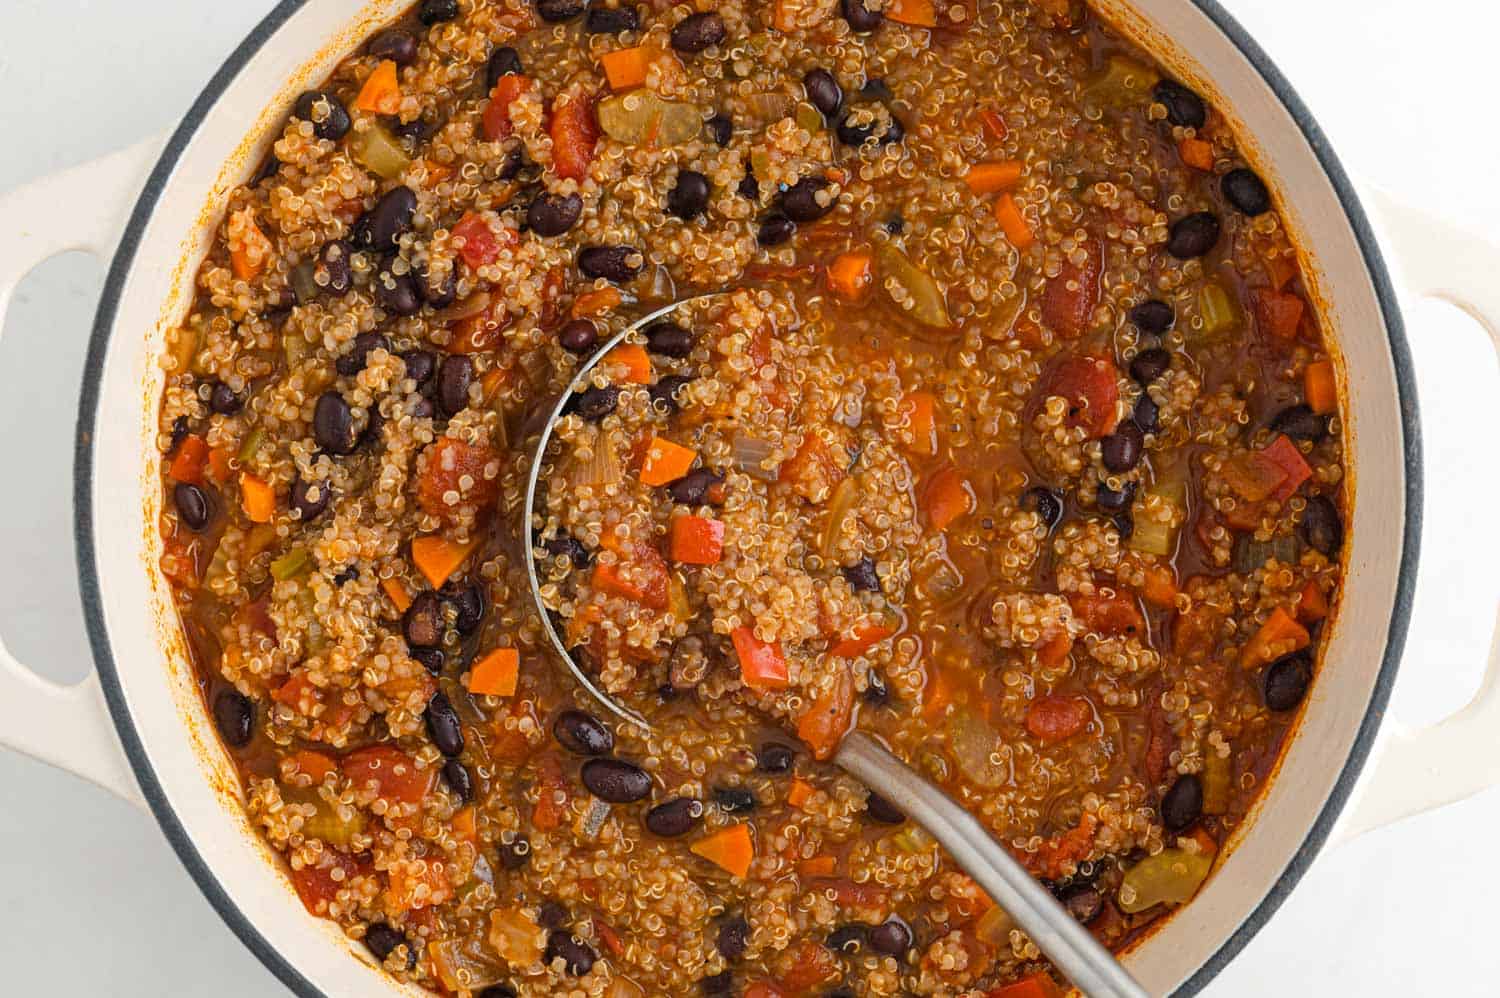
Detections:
[1041, 355, 1120, 438]
[481, 74, 531, 141]
[1040, 236, 1102, 338]
[343, 745, 434, 806]
[416, 437, 500, 518]
[1024, 695, 1094, 743]
[550, 93, 598, 182]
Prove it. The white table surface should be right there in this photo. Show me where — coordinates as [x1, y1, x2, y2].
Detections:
[2, 1, 1496, 993]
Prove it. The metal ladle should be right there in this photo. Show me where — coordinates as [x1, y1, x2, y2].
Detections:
[522, 298, 1148, 998]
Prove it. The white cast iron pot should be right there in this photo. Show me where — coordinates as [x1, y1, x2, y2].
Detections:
[0, 1, 1496, 994]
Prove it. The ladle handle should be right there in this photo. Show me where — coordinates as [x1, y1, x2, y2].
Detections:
[835, 732, 1148, 998]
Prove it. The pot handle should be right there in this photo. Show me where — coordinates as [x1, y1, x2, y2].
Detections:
[0, 138, 165, 808]
[1335, 186, 1500, 843]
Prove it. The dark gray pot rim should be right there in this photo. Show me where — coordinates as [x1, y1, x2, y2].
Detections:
[71, 2, 1422, 995]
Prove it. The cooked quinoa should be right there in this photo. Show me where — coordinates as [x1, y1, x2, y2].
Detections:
[156, 0, 1347, 995]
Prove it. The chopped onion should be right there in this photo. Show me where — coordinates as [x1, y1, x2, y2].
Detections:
[731, 432, 777, 480]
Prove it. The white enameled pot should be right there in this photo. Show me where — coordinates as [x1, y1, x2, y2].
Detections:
[0, 1, 1497, 994]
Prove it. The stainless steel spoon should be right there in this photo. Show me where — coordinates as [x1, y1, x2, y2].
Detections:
[522, 297, 1148, 998]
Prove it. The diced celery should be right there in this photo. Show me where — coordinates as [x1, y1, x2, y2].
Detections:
[596, 93, 702, 146]
[1198, 281, 1239, 337]
[238, 427, 266, 464]
[1085, 55, 1160, 109]
[795, 101, 823, 133]
[290, 261, 319, 305]
[1202, 752, 1232, 815]
[1129, 517, 1176, 557]
[350, 122, 411, 180]
[1118, 848, 1213, 914]
[876, 243, 951, 330]
[271, 547, 311, 581]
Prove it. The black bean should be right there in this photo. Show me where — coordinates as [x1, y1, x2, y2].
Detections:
[700, 970, 733, 996]
[578, 245, 643, 283]
[528, 192, 583, 237]
[1101, 422, 1144, 473]
[1134, 394, 1160, 435]
[781, 178, 833, 223]
[669, 467, 724, 505]
[368, 186, 417, 253]
[1130, 299, 1175, 334]
[332, 565, 359, 586]
[420, 0, 460, 23]
[1301, 495, 1343, 556]
[553, 709, 614, 756]
[884, 213, 904, 235]
[737, 169, 760, 202]
[289, 476, 331, 522]
[835, 113, 876, 146]
[411, 647, 445, 675]
[804, 68, 844, 118]
[389, 115, 434, 144]
[337, 332, 389, 377]
[572, 385, 620, 420]
[585, 4, 639, 33]
[479, 987, 517, 998]
[425, 691, 465, 757]
[1264, 650, 1313, 711]
[707, 113, 733, 147]
[1129, 347, 1171, 384]
[644, 796, 703, 837]
[415, 264, 456, 308]
[545, 535, 592, 569]
[1022, 486, 1064, 529]
[1096, 479, 1137, 513]
[756, 742, 797, 774]
[826, 924, 867, 953]
[841, 0, 884, 32]
[649, 374, 694, 413]
[646, 321, 695, 357]
[536, 0, 586, 21]
[714, 786, 757, 813]
[668, 170, 711, 221]
[313, 391, 357, 455]
[866, 792, 905, 824]
[538, 901, 570, 930]
[1059, 884, 1104, 924]
[252, 155, 281, 185]
[349, 213, 376, 251]
[1160, 773, 1203, 832]
[497, 834, 531, 871]
[173, 482, 212, 531]
[376, 271, 420, 316]
[1112, 511, 1135, 540]
[401, 349, 437, 388]
[581, 758, 651, 802]
[545, 930, 597, 976]
[864, 670, 890, 705]
[403, 591, 445, 648]
[558, 318, 599, 355]
[716, 915, 749, 960]
[364, 923, 414, 968]
[368, 27, 419, 65]
[841, 556, 881, 592]
[1270, 404, 1327, 442]
[868, 917, 912, 957]
[207, 381, 243, 416]
[1153, 79, 1207, 129]
[293, 91, 350, 140]
[438, 354, 474, 418]
[670, 11, 726, 52]
[213, 690, 254, 747]
[1167, 212, 1221, 259]
[443, 759, 474, 802]
[447, 583, 485, 634]
[757, 214, 795, 246]
[169, 416, 190, 454]
[881, 114, 905, 145]
[312, 240, 354, 298]
[1222, 167, 1272, 217]
[860, 77, 893, 101]
[486, 46, 523, 88]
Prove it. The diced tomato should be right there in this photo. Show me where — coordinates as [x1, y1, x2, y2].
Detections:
[1040, 355, 1120, 438]
[1024, 695, 1094, 743]
[159, 531, 201, 588]
[745, 984, 789, 998]
[342, 745, 435, 806]
[1259, 434, 1314, 501]
[1253, 288, 1305, 339]
[779, 433, 847, 504]
[550, 93, 599, 182]
[987, 972, 1064, 998]
[807, 877, 890, 911]
[386, 855, 454, 912]
[452, 212, 512, 270]
[449, 298, 511, 353]
[1142, 684, 1174, 783]
[1040, 236, 1102, 338]
[416, 437, 500, 518]
[592, 916, 624, 957]
[1027, 812, 1098, 879]
[796, 669, 854, 761]
[168, 434, 210, 484]
[591, 542, 670, 610]
[979, 109, 1008, 141]
[922, 466, 974, 531]
[669, 515, 725, 565]
[828, 620, 897, 659]
[779, 940, 841, 993]
[531, 752, 570, 831]
[291, 852, 372, 916]
[1069, 590, 1145, 637]
[1173, 602, 1223, 659]
[481, 74, 531, 141]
